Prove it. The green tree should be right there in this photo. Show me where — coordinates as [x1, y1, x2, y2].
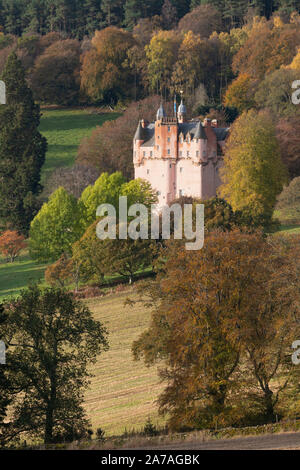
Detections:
[218, 109, 287, 226]
[80, 172, 125, 228]
[72, 221, 111, 285]
[80, 173, 158, 229]
[6, 285, 108, 444]
[29, 187, 84, 261]
[0, 52, 47, 233]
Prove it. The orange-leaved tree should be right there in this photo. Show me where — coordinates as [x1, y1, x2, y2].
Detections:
[0, 230, 27, 262]
[132, 230, 300, 430]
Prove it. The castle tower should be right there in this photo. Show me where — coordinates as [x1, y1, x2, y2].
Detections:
[177, 99, 186, 123]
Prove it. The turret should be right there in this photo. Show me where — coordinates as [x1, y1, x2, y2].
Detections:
[177, 99, 186, 123]
[156, 103, 166, 121]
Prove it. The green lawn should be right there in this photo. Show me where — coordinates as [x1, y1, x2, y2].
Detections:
[39, 108, 120, 183]
[0, 252, 48, 301]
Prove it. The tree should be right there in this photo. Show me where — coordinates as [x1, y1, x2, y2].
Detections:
[132, 229, 300, 430]
[123, 0, 163, 30]
[80, 27, 136, 103]
[80, 173, 158, 229]
[76, 95, 163, 179]
[29, 187, 84, 261]
[161, 0, 178, 30]
[100, 226, 155, 284]
[43, 164, 99, 200]
[223, 73, 256, 113]
[0, 230, 26, 262]
[31, 38, 81, 105]
[0, 305, 12, 448]
[72, 221, 111, 285]
[218, 109, 287, 226]
[276, 176, 300, 218]
[45, 254, 74, 288]
[276, 116, 300, 178]
[177, 4, 221, 38]
[80, 172, 125, 228]
[0, 52, 47, 233]
[145, 30, 181, 96]
[254, 68, 299, 117]
[232, 17, 300, 80]
[6, 285, 108, 444]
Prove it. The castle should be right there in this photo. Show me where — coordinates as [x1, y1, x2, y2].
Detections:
[133, 101, 229, 207]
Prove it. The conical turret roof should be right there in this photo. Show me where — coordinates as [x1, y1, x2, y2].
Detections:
[194, 121, 207, 140]
[134, 121, 147, 141]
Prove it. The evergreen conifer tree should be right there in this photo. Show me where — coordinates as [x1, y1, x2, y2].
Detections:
[0, 52, 47, 234]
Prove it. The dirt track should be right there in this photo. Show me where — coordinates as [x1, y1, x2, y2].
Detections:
[137, 432, 300, 450]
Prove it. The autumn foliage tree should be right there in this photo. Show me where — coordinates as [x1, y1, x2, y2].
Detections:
[276, 115, 300, 178]
[133, 230, 300, 430]
[77, 95, 163, 179]
[223, 73, 256, 113]
[0, 230, 26, 262]
[232, 16, 300, 80]
[80, 27, 136, 103]
[177, 4, 221, 38]
[219, 109, 287, 227]
[45, 254, 74, 289]
[31, 39, 81, 105]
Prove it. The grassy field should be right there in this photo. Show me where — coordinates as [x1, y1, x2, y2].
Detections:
[84, 290, 165, 436]
[39, 108, 119, 183]
[0, 251, 48, 301]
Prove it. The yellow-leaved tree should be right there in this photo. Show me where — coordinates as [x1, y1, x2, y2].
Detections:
[218, 110, 287, 226]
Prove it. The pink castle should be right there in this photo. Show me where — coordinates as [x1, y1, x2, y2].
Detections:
[134, 101, 229, 207]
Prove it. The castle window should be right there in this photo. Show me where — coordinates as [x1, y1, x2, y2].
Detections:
[196, 151, 199, 157]
[167, 149, 170, 155]
[167, 137, 170, 143]
[180, 167, 183, 173]
[157, 191, 161, 196]
[187, 151, 190, 157]
[179, 151, 182, 157]
[169, 164, 172, 168]
[168, 126, 171, 132]
[143, 151, 146, 157]
[203, 150, 206, 156]
[150, 151, 153, 157]
[157, 145, 159, 150]
[147, 169, 150, 175]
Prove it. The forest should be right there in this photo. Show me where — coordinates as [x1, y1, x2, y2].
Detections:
[0, 1, 291, 38]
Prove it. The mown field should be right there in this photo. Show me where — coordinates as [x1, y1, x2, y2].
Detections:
[84, 290, 165, 436]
